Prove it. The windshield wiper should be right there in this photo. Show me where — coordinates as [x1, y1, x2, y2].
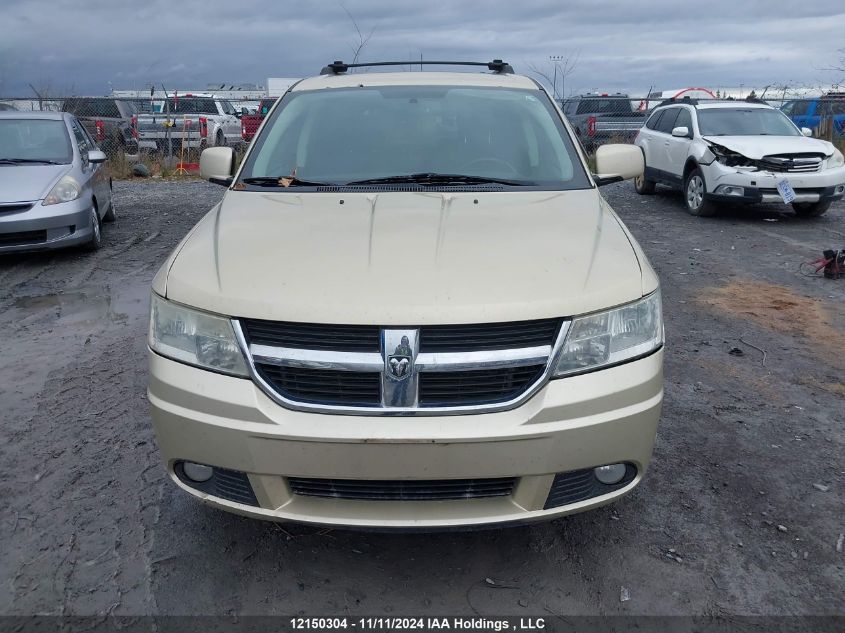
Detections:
[241, 176, 333, 187]
[345, 172, 533, 186]
[0, 158, 63, 165]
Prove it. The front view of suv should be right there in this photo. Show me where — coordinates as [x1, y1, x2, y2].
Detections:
[147, 60, 663, 528]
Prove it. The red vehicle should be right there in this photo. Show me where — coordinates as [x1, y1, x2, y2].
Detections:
[241, 98, 276, 142]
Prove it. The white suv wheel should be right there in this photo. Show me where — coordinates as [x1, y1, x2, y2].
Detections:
[684, 168, 716, 217]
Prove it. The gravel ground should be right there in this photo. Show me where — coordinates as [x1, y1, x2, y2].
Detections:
[0, 179, 843, 621]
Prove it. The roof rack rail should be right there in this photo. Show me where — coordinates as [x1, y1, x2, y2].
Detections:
[319, 59, 514, 76]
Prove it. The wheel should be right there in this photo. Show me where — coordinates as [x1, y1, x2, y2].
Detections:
[103, 199, 116, 223]
[85, 207, 102, 251]
[634, 173, 656, 195]
[684, 167, 717, 217]
[792, 201, 830, 217]
[216, 130, 225, 147]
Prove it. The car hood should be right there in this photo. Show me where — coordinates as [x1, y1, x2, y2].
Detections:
[162, 189, 653, 324]
[702, 135, 833, 159]
[0, 164, 70, 203]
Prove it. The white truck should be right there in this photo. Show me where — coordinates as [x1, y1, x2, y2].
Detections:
[134, 93, 241, 153]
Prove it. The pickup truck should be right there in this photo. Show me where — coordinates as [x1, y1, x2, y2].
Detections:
[61, 97, 139, 155]
[240, 98, 276, 142]
[781, 93, 845, 138]
[562, 93, 647, 151]
[135, 94, 241, 153]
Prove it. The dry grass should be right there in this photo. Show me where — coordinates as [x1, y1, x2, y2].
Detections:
[696, 281, 845, 370]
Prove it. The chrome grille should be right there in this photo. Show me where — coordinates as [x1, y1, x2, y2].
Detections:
[237, 318, 568, 415]
[759, 154, 823, 173]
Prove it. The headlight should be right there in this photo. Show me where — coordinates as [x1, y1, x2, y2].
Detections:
[826, 149, 844, 169]
[42, 175, 81, 205]
[149, 293, 248, 376]
[554, 292, 663, 377]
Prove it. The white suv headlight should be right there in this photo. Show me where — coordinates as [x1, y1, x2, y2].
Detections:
[826, 149, 844, 169]
[149, 294, 248, 376]
[554, 292, 663, 377]
[42, 175, 81, 205]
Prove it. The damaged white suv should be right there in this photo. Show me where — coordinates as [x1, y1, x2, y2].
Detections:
[634, 99, 845, 217]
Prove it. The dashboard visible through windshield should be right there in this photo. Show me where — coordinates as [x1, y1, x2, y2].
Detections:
[240, 85, 591, 190]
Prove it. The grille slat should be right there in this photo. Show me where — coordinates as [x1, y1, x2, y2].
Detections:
[256, 364, 381, 406]
[288, 477, 516, 500]
[242, 319, 380, 352]
[419, 365, 544, 406]
[420, 318, 561, 352]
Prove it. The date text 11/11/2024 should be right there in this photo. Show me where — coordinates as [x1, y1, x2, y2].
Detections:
[289, 617, 547, 631]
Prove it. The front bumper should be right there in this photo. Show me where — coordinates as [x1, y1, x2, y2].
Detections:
[0, 198, 93, 253]
[148, 348, 663, 529]
[703, 162, 845, 205]
[137, 133, 206, 151]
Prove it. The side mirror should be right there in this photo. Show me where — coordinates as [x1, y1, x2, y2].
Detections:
[200, 146, 234, 186]
[593, 144, 644, 186]
[801, 127, 813, 137]
[87, 149, 107, 164]
[671, 126, 690, 138]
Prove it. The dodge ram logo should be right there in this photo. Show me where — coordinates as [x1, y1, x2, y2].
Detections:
[387, 336, 413, 380]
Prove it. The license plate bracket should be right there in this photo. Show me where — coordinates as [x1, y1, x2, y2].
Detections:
[776, 179, 796, 204]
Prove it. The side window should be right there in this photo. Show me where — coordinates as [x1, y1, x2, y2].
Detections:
[788, 100, 810, 116]
[675, 108, 693, 135]
[655, 108, 680, 134]
[96, 99, 120, 118]
[69, 119, 90, 155]
[80, 123, 99, 150]
[221, 100, 235, 115]
[645, 109, 665, 130]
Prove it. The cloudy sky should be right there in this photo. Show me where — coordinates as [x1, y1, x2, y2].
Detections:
[1, 0, 843, 97]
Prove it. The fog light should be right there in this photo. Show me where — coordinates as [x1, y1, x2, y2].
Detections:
[715, 185, 745, 196]
[835, 185, 845, 194]
[594, 463, 626, 485]
[183, 462, 213, 483]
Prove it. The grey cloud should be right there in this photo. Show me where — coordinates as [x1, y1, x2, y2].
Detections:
[0, 0, 842, 96]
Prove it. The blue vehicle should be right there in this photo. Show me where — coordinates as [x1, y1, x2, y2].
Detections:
[781, 93, 845, 137]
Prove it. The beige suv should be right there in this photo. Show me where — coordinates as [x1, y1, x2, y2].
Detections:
[147, 60, 663, 529]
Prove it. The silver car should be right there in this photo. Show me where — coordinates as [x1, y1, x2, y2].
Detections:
[0, 112, 114, 253]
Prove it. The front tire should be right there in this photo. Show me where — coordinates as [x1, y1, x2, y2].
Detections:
[792, 201, 830, 217]
[85, 207, 102, 251]
[634, 173, 656, 195]
[684, 167, 717, 217]
[103, 199, 116, 223]
[215, 130, 225, 147]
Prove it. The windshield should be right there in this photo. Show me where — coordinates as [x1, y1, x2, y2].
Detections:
[168, 98, 217, 115]
[0, 119, 72, 163]
[241, 85, 590, 189]
[697, 108, 800, 136]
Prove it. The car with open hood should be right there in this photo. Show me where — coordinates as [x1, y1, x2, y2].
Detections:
[0, 111, 114, 253]
[633, 99, 845, 216]
[147, 60, 663, 529]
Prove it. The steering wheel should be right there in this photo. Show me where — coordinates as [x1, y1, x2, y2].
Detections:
[460, 157, 519, 176]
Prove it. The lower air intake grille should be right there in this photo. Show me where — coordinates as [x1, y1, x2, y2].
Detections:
[288, 477, 517, 500]
[0, 229, 46, 246]
[256, 363, 382, 406]
[174, 462, 259, 507]
[419, 365, 545, 406]
[544, 464, 637, 509]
